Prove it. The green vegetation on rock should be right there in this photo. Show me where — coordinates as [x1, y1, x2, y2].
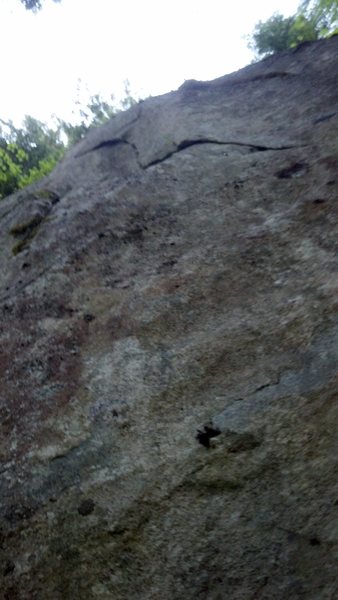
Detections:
[9, 213, 45, 255]
[249, 0, 338, 57]
[0, 116, 64, 200]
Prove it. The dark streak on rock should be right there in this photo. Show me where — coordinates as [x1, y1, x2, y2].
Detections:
[3, 561, 15, 577]
[254, 375, 280, 393]
[313, 112, 336, 125]
[275, 162, 308, 179]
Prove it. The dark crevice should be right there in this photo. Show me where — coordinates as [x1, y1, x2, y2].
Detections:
[144, 139, 303, 169]
[77, 138, 143, 169]
[75, 103, 143, 160]
[90, 139, 126, 152]
[196, 424, 221, 448]
[78, 133, 305, 171]
[275, 161, 308, 179]
[313, 112, 336, 125]
[79, 138, 128, 156]
[176, 138, 296, 152]
[177, 139, 270, 152]
[254, 374, 281, 393]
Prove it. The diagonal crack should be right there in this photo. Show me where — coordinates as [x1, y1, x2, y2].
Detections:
[253, 374, 281, 394]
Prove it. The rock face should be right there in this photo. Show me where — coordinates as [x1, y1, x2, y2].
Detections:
[0, 37, 338, 599]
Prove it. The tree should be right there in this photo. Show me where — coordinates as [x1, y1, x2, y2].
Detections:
[20, 0, 60, 11]
[249, 13, 319, 57]
[301, 0, 338, 31]
[0, 142, 28, 200]
[0, 117, 65, 199]
[249, 0, 338, 57]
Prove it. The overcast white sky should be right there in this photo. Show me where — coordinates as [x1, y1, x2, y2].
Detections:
[0, 0, 300, 126]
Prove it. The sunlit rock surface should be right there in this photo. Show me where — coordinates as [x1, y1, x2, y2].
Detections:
[0, 37, 338, 599]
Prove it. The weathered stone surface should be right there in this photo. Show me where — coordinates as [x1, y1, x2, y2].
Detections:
[0, 37, 338, 599]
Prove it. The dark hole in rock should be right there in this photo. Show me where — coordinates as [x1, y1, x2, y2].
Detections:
[78, 498, 95, 516]
[162, 259, 177, 267]
[275, 162, 307, 179]
[3, 561, 15, 577]
[309, 537, 321, 546]
[84, 313, 95, 322]
[196, 425, 221, 448]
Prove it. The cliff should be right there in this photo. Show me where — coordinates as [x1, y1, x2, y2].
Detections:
[0, 36, 338, 599]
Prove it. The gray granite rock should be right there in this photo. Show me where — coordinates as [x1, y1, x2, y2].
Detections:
[0, 36, 338, 599]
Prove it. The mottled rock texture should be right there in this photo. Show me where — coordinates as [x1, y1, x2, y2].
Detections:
[0, 37, 338, 599]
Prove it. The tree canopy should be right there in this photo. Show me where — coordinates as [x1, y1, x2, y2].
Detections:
[20, 0, 60, 11]
[249, 0, 338, 57]
[0, 117, 64, 199]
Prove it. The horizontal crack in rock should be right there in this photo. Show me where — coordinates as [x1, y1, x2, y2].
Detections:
[144, 139, 304, 168]
[77, 132, 306, 172]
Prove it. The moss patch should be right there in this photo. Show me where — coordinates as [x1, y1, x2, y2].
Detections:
[10, 215, 44, 255]
[9, 215, 43, 237]
[34, 189, 60, 203]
